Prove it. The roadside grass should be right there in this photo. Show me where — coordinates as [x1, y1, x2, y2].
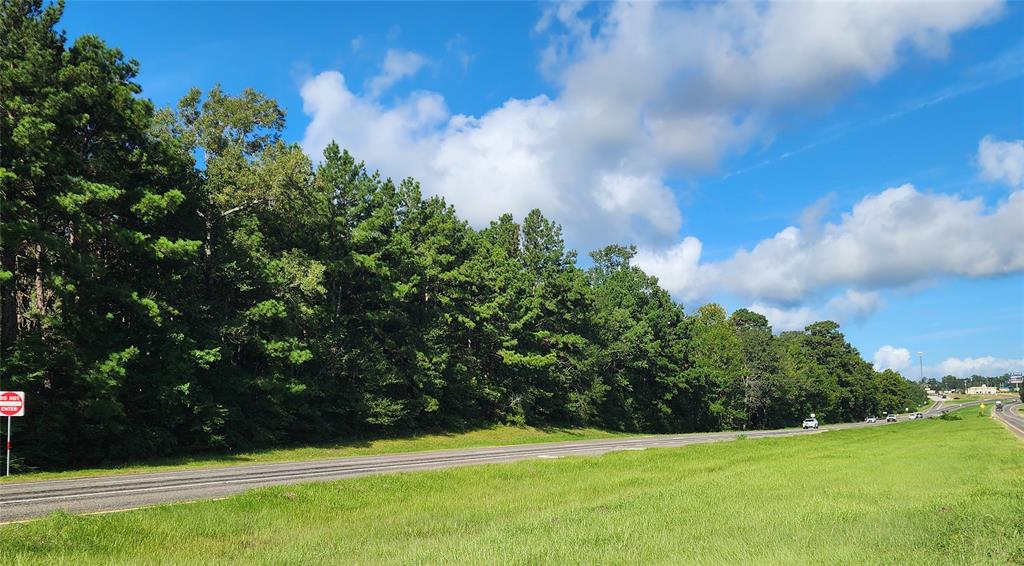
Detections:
[2, 408, 1021, 565]
[0, 426, 629, 483]
[940, 394, 1016, 403]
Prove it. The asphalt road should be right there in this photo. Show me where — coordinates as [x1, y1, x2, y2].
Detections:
[994, 399, 1024, 438]
[0, 398, 1008, 523]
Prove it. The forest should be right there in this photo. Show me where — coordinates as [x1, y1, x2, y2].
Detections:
[0, 1, 927, 470]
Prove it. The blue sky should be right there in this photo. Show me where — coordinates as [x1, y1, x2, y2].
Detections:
[62, 1, 1023, 378]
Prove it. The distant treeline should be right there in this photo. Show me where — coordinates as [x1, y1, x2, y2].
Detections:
[923, 375, 1020, 392]
[0, 1, 927, 470]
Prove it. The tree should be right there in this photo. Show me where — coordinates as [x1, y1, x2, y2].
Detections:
[588, 244, 688, 432]
[729, 308, 780, 429]
[1, 0, 205, 465]
[685, 304, 745, 430]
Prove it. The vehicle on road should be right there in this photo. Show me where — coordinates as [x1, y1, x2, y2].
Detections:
[886, 414, 898, 422]
[802, 418, 819, 429]
[996, 401, 1003, 412]
[865, 416, 877, 423]
[914, 412, 923, 419]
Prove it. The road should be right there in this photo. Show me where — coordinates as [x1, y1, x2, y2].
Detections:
[994, 399, 1024, 438]
[0, 398, 1007, 522]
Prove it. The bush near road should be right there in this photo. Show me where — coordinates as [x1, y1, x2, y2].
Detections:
[1, 408, 1021, 565]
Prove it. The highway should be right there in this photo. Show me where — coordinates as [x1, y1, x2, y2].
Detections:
[0, 398, 1009, 522]
[994, 399, 1024, 438]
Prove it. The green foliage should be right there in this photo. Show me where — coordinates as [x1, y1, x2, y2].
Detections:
[0, 2, 934, 470]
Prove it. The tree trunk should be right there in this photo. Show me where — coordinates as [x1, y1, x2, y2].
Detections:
[0, 242, 16, 355]
[33, 244, 46, 316]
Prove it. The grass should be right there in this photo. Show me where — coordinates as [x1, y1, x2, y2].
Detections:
[940, 394, 1016, 403]
[1, 408, 1021, 565]
[0, 425, 628, 483]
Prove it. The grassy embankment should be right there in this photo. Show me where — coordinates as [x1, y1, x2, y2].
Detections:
[0, 426, 628, 483]
[1, 407, 1021, 565]
[940, 394, 1016, 403]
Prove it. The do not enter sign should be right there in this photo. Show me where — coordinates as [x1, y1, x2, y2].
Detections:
[0, 391, 25, 417]
[2, 391, 24, 475]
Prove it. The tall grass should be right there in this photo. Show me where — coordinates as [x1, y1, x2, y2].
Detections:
[1, 410, 1021, 565]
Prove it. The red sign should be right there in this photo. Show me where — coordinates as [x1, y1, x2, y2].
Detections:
[0, 391, 25, 417]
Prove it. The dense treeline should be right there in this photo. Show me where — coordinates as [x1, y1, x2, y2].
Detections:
[0, 2, 927, 470]
[923, 374, 1019, 393]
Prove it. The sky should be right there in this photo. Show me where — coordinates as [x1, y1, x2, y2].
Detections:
[61, 1, 1024, 379]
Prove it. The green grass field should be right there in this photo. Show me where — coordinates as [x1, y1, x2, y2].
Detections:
[0, 426, 628, 483]
[1, 408, 1021, 565]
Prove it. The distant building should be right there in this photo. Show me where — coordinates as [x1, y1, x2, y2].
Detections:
[966, 385, 998, 395]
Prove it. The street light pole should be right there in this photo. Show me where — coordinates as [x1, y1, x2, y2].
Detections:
[917, 352, 924, 382]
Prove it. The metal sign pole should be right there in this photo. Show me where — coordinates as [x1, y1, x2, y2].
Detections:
[6, 415, 10, 476]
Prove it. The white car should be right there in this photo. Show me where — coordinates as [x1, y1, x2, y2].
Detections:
[802, 418, 819, 429]
[865, 416, 877, 423]
[886, 414, 898, 422]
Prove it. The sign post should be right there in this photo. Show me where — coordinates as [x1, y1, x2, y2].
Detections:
[0, 391, 26, 476]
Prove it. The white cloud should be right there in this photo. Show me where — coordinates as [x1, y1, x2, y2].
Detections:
[869, 348, 1024, 378]
[826, 289, 885, 322]
[932, 356, 1024, 378]
[638, 184, 1024, 304]
[300, 1, 1001, 249]
[747, 290, 884, 332]
[445, 35, 474, 72]
[874, 346, 912, 372]
[302, 75, 683, 244]
[634, 237, 705, 301]
[748, 302, 818, 333]
[367, 49, 428, 97]
[978, 136, 1024, 188]
[301, 71, 446, 185]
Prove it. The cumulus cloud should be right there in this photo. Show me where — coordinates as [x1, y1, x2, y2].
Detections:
[301, 71, 446, 182]
[747, 303, 818, 333]
[874, 346, 912, 372]
[300, 0, 1000, 248]
[747, 290, 884, 332]
[634, 237, 705, 301]
[367, 49, 429, 97]
[978, 136, 1024, 188]
[932, 356, 1024, 378]
[637, 184, 1024, 304]
[302, 73, 683, 244]
[863, 348, 1023, 379]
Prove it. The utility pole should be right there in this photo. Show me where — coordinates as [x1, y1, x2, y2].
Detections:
[917, 352, 924, 382]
